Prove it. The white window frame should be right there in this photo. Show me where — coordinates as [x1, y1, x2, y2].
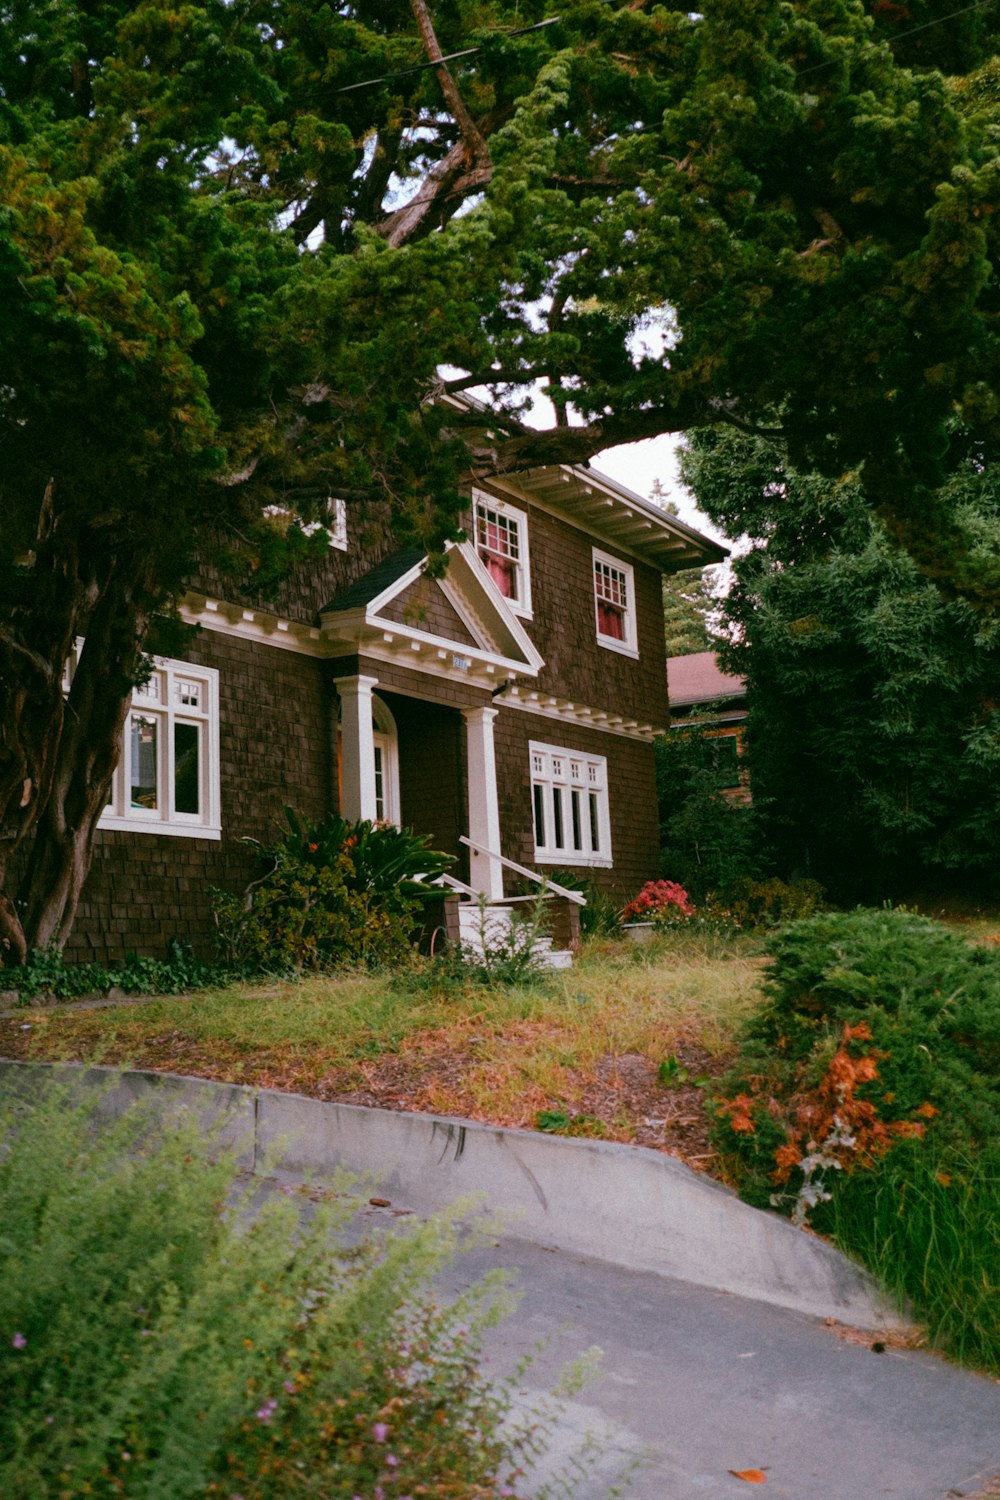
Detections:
[529, 740, 612, 868]
[473, 490, 533, 619]
[371, 696, 400, 826]
[592, 547, 638, 658]
[98, 657, 222, 840]
[263, 496, 348, 550]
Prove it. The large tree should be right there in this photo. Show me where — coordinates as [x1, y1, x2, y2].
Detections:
[4, 0, 1000, 957]
[681, 426, 1000, 900]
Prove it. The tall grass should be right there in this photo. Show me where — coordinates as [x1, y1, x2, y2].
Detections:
[826, 1140, 1000, 1373]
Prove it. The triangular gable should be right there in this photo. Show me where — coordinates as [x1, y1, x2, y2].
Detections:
[380, 574, 479, 649]
[320, 541, 544, 678]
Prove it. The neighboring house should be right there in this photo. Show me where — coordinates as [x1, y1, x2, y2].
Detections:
[66, 465, 725, 964]
[666, 651, 748, 798]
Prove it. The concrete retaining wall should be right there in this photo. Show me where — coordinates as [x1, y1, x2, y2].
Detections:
[0, 1059, 904, 1329]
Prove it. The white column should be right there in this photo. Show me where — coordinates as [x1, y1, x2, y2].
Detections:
[464, 705, 503, 900]
[335, 673, 379, 822]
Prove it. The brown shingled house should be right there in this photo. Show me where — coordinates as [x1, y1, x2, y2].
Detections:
[67, 467, 725, 965]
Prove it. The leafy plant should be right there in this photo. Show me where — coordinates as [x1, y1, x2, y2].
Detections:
[657, 1055, 689, 1087]
[622, 880, 695, 925]
[720, 877, 828, 931]
[279, 808, 454, 900]
[0, 1085, 550, 1499]
[456, 893, 554, 988]
[4, 944, 221, 1005]
[212, 810, 455, 973]
[712, 906, 1000, 1366]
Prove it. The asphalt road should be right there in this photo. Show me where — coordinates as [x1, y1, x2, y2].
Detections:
[429, 1231, 1000, 1500]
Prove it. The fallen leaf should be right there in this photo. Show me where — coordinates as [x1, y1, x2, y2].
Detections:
[729, 1470, 768, 1484]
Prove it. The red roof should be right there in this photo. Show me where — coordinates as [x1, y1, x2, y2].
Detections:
[667, 651, 745, 710]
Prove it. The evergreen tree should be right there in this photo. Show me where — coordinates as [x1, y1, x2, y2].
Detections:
[681, 428, 1000, 901]
[5, 0, 1000, 952]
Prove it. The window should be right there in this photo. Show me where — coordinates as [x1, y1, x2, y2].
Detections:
[474, 492, 532, 617]
[704, 733, 740, 790]
[529, 741, 611, 867]
[99, 658, 221, 839]
[263, 496, 348, 550]
[593, 549, 638, 657]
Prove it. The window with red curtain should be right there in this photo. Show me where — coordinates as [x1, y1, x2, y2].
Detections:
[594, 558, 628, 641]
[476, 503, 521, 602]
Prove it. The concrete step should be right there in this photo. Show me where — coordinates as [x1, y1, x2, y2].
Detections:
[455, 902, 574, 969]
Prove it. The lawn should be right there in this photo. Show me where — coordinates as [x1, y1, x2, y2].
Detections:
[0, 929, 766, 1173]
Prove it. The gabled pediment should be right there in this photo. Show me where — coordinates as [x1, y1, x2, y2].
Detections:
[320, 542, 544, 681]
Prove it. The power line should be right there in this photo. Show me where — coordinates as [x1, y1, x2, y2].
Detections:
[796, 0, 996, 77]
[336, 16, 560, 93]
[337, 0, 997, 96]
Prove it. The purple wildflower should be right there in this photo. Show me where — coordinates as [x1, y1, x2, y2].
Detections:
[386, 1454, 399, 1468]
[372, 1421, 389, 1443]
[255, 1398, 278, 1424]
[11, 1333, 26, 1350]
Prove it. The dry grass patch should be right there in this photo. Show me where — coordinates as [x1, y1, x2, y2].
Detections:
[0, 931, 767, 1169]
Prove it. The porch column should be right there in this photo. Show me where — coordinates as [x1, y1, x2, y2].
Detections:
[463, 705, 503, 900]
[335, 673, 379, 822]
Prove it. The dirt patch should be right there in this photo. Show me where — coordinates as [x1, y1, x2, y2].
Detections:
[0, 1014, 733, 1174]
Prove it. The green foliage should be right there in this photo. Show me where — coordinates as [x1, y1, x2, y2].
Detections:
[542, 871, 621, 937]
[682, 428, 1000, 903]
[720, 877, 827, 931]
[0, 1086, 543, 1498]
[458, 894, 555, 989]
[212, 811, 453, 972]
[279, 808, 455, 902]
[713, 907, 1000, 1365]
[662, 568, 720, 657]
[655, 728, 763, 899]
[8, 0, 1000, 961]
[4, 944, 221, 1003]
[829, 1138, 1000, 1374]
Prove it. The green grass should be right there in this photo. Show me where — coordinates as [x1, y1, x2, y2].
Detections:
[5, 930, 766, 1128]
[827, 1140, 1000, 1374]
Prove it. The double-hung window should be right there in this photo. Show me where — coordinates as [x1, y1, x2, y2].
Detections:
[593, 549, 638, 657]
[99, 657, 222, 839]
[474, 492, 532, 617]
[529, 741, 611, 867]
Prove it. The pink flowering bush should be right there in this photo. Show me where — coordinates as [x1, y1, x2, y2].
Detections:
[621, 879, 695, 925]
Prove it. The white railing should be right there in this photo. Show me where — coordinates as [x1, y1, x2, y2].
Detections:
[458, 836, 587, 906]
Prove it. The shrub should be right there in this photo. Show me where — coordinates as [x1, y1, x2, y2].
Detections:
[622, 880, 695, 925]
[3, 943, 221, 1004]
[718, 876, 827, 931]
[213, 809, 454, 972]
[711, 906, 1000, 1367]
[0, 1084, 552, 1498]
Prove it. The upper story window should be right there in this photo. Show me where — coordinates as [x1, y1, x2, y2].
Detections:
[99, 657, 222, 840]
[529, 741, 612, 867]
[263, 496, 348, 550]
[474, 492, 532, 618]
[593, 548, 638, 658]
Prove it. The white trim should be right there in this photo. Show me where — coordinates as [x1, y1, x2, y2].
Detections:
[335, 673, 379, 822]
[529, 739, 613, 869]
[262, 496, 348, 550]
[592, 547, 639, 658]
[371, 695, 401, 826]
[472, 490, 533, 620]
[463, 706, 503, 899]
[497, 687, 661, 742]
[97, 657, 221, 839]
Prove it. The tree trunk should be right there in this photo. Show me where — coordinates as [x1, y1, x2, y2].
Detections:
[18, 583, 147, 954]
